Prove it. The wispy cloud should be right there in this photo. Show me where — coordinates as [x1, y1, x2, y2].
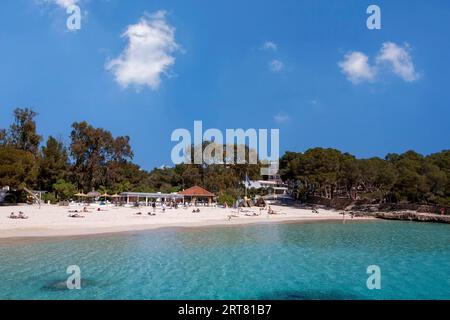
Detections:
[274, 112, 290, 124]
[376, 42, 420, 82]
[261, 41, 284, 72]
[261, 41, 278, 52]
[339, 42, 420, 84]
[106, 11, 180, 91]
[269, 59, 284, 72]
[43, 0, 79, 9]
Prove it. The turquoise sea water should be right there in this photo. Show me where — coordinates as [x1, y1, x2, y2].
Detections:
[0, 221, 449, 300]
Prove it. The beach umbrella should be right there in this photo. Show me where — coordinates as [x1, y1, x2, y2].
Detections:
[74, 192, 87, 204]
[110, 193, 121, 205]
[74, 192, 87, 197]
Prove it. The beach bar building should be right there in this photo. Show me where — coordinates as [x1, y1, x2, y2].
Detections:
[119, 192, 184, 206]
[178, 186, 216, 206]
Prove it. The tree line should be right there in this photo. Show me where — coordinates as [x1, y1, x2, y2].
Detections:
[279, 148, 450, 206]
[0, 108, 260, 204]
[1, 108, 448, 206]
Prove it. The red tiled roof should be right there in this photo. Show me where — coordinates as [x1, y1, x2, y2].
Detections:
[179, 186, 215, 197]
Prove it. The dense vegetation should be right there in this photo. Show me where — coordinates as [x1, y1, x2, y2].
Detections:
[280, 148, 450, 206]
[0, 108, 259, 203]
[0, 108, 448, 206]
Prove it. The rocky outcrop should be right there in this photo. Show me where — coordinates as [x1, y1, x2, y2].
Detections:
[376, 211, 450, 224]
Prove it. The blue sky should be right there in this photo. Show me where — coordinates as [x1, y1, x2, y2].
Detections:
[0, 0, 449, 170]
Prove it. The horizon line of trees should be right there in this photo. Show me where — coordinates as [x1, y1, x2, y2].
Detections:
[0, 108, 260, 204]
[0, 108, 449, 206]
[280, 148, 450, 206]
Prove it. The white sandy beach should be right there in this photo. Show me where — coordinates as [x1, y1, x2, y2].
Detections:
[0, 204, 374, 239]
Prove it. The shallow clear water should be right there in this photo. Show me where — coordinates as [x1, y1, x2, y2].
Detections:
[0, 221, 449, 300]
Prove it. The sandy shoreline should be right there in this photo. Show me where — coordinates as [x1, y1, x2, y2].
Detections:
[0, 204, 374, 240]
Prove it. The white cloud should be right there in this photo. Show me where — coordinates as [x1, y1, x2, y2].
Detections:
[44, 0, 79, 9]
[269, 59, 284, 72]
[339, 42, 420, 84]
[106, 11, 180, 90]
[338, 51, 376, 84]
[262, 41, 278, 51]
[376, 42, 420, 82]
[274, 112, 289, 123]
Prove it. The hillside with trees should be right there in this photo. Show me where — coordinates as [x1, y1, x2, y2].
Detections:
[0, 108, 449, 206]
[280, 148, 450, 206]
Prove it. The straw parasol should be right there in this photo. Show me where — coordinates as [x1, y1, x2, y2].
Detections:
[110, 193, 121, 205]
[74, 192, 87, 197]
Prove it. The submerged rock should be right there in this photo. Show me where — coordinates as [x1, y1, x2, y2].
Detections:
[42, 279, 97, 291]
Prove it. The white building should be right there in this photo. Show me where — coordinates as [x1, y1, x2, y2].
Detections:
[244, 180, 288, 195]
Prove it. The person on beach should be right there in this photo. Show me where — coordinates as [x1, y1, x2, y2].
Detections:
[18, 212, 28, 219]
[162, 203, 166, 213]
[69, 213, 84, 218]
[152, 202, 156, 213]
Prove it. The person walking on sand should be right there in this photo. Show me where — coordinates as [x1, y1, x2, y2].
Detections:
[152, 201, 156, 213]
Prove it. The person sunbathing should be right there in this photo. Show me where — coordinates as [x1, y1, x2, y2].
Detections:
[83, 207, 90, 213]
[253, 212, 261, 216]
[8, 212, 18, 219]
[18, 212, 29, 219]
[268, 207, 284, 215]
[135, 212, 142, 215]
[68, 213, 85, 218]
